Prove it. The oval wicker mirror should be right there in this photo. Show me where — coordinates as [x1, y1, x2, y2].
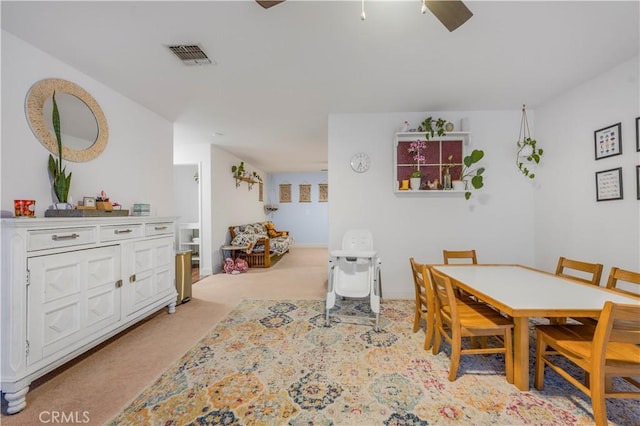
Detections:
[26, 78, 108, 162]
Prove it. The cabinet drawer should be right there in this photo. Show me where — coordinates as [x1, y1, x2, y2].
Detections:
[28, 227, 97, 251]
[100, 224, 144, 242]
[145, 222, 175, 237]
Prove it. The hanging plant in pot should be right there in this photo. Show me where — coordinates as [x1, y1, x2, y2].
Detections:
[516, 104, 543, 179]
[48, 91, 72, 208]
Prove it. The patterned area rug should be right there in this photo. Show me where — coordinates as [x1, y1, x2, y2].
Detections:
[110, 299, 639, 425]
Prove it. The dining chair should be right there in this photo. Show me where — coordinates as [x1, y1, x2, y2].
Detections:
[428, 266, 514, 383]
[534, 301, 640, 426]
[575, 267, 640, 327]
[443, 249, 478, 264]
[555, 256, 603, 286]
[551, 257, 604, 324]
[409, 258, 435, 350]
[605, 267, 640, 297]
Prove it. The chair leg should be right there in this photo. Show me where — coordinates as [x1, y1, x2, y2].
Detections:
[423, 316, 434, 351]
[448, 335, 462, 382]
[413, 309, 420, 333]
[590, 372, 608, 426]
[432, 328, 441, 355]
[534, 334, 546, 390]
[504, 329, 513, 384]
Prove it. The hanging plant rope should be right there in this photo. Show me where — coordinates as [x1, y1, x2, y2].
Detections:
[516, 104, 543, 179]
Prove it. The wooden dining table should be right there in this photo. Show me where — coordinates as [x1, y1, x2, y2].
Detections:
[430, 264, 640, 391]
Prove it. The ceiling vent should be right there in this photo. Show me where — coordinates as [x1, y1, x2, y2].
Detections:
[166, 44, 214, 66]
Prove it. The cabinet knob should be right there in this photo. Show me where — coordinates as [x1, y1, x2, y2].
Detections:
[129, 274, 136, 283]
[155, 226, 168, 230]
[114, 229, 133, 234]
[115, 280, 123, 288]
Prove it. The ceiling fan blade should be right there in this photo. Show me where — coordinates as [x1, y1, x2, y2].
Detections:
[426, 0, 473, 32]
[256, 1, 286, 9]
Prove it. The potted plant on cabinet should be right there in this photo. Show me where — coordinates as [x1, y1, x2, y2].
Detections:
[47, 91, 72, 208]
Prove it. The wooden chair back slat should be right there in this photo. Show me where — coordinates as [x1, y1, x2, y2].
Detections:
[443, 249, 478, 265]
[555, 256, 603, 286]
[606, 267, 640, 298]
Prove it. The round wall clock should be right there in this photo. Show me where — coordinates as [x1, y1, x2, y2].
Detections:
[350, 152, 370, 173]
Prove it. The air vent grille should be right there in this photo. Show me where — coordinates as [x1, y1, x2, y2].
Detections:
[166, 44, 213, 66]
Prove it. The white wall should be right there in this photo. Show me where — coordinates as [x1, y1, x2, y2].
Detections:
[534, 57, 640, 275]
[173, 165, 200, 224]
[267, 172, 328, 246]
[1, 31, 174, 217]
[329, 111, 537, 298]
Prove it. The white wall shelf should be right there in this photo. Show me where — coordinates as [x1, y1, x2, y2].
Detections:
[393, 132, 471, 194]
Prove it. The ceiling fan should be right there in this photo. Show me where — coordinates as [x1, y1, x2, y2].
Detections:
[256, 0, 473, 32]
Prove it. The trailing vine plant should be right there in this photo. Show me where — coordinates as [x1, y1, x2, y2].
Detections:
[516, 104, 543, 179]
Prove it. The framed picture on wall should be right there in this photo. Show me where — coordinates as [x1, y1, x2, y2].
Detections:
[636, 117, 639, 152]
[595, 167, 623, 201]
[594, 122, 622, 160]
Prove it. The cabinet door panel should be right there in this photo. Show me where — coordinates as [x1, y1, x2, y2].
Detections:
[126, 237, 175, 316]
[27, 246, 121, 366]
[129, 270, 155, 312]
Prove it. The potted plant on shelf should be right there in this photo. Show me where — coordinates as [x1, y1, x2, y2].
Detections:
[417, 116, 447, 139]
[47, 91, 72, 208]
[455, 149, 485, 200]
[408, 140, 426, 190]
[231, 161, 246, 178]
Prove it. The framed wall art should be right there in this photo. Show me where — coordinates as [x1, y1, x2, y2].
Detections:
[636, 117, 640, 151]
[319, 183, 328, 202]
[279, 183, 291, 203]
[299, 184, 311, 202]
[595, 167, 623, 201]
[594, 122, 622, 160]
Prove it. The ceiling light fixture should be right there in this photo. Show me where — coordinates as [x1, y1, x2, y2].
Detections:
[360, 0, 366, 21]
[421, 0, 427, 14]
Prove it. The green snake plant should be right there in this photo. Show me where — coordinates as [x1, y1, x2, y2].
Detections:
[48, 91, 72, 203]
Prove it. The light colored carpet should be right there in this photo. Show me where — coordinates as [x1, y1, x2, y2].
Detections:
[1, 247, 328, 425]
[107, 298, 640, 425]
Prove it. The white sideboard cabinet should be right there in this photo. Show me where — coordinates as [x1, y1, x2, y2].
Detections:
[0, 217, 178, 414]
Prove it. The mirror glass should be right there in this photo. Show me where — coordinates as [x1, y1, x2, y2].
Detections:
[26, 78, 109, 162]
[43, 93, 99, 151]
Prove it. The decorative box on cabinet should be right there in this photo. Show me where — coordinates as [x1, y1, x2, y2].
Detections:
[394, 131, 470, 195]
[0, 217, 177, 414]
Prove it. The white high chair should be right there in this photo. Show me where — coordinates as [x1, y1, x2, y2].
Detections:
[325, 229, 382, 331]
